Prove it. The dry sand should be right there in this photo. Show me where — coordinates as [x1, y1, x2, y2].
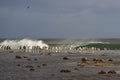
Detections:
[0, 50, 120, 80]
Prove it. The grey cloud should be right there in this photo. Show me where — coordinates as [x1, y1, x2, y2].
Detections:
[1, 0, 120, 38]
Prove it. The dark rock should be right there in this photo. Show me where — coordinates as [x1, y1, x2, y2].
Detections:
[108, 59, 113, 61]
[37, 65, 41, 68]
[108, 70, 117, 74]
[15, 55, 22, 59]
[63, 57, 70, 60]
[93, 58, 98, 61]
[98, 70, 107, 74]
[60, 69, 71, 73]
[34, 58, 38, 61]
[42, 64, 47, 66]
[99, 59, 105, 63]
[74, 68, 79, 70]
[81, 57, 88, 63]
[25, 65, 34, 68]
[47, 53, 52, 56]
[27, 58, 31, 61]
[17, 64, 20, 66]
[29, 68, 35, 71]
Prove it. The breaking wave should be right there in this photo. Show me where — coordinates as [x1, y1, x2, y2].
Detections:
[0, 39, 49, 49]
[48, 39, 109, 48]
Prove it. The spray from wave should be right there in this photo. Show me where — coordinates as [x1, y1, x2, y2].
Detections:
[0, 39, 49, 49]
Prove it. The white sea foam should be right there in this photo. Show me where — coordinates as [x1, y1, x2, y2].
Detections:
[0, 39, 49, 49]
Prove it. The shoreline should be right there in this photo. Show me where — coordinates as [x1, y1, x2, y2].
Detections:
[0, 50, 120, 80]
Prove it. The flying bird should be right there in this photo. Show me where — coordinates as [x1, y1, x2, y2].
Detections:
[26, 0, 32, 9]
[27, 6, 30, 8]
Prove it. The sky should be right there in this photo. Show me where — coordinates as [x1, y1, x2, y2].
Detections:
[1, 0, 120, 38]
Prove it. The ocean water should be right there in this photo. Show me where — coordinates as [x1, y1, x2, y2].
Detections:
[44, 38, 120, 50]
[0, 38, 120, 50]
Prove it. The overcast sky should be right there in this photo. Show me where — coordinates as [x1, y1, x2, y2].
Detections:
[1, 0, 120, 38]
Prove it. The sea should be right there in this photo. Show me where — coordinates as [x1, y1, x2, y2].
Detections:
[0, 38, 120, 50]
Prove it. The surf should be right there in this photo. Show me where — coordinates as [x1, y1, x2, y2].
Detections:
[0, 38, 49, 49]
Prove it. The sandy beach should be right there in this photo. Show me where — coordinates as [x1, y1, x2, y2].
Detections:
[0, 50, 120, 80]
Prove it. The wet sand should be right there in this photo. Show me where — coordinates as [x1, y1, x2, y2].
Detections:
[0, 50, 120, 80]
